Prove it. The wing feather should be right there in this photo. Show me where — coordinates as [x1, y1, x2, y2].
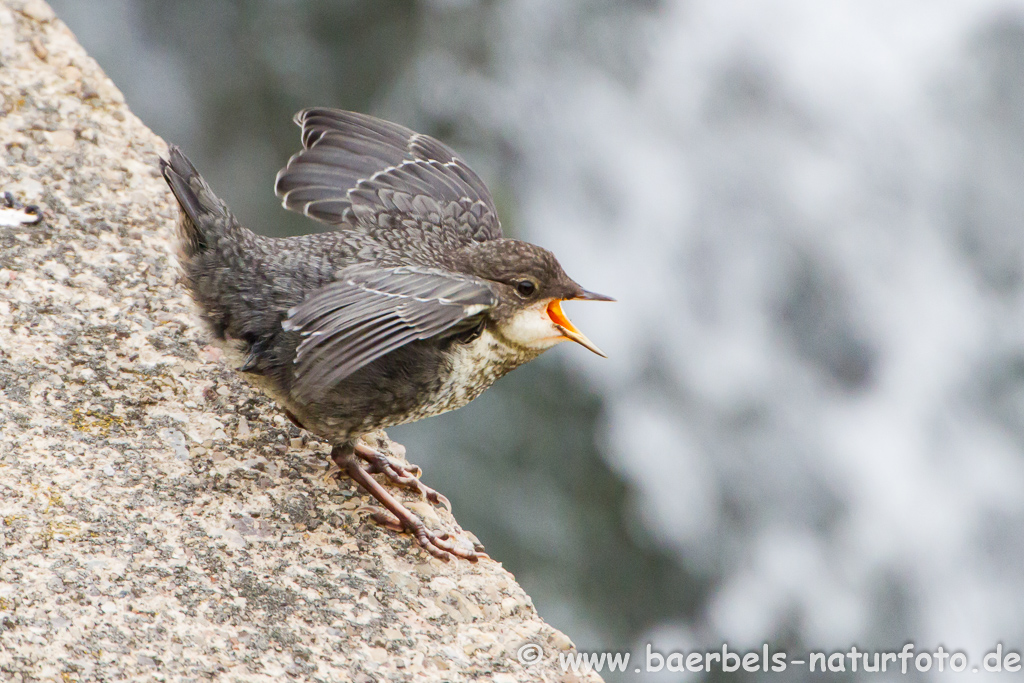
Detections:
[283, 264, 497, 398]
[274, 108, 503, 256]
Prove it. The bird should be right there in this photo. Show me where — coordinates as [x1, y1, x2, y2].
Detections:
[160, 108, 612, 561]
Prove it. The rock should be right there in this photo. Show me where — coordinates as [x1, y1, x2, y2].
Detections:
[159, 427, 189, 460]
[236, 414, 251, 438]
[40, 259, 69, 282]
[0, 2, 602, 682]
[17, 0, 54, 22]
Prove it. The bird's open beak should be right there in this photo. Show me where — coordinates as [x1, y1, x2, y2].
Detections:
[547, 298, 609, 358]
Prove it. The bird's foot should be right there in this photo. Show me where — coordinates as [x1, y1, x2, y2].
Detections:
[332, 444, 483, 562]
[354, 441, 451, 512]
[365, 508, 485, 562]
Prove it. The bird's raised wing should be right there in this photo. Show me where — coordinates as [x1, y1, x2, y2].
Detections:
[275, 108, 503, 259]
[282, 263, 498, 398]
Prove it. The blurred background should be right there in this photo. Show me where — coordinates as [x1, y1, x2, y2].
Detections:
[49, 0, 1024, 679]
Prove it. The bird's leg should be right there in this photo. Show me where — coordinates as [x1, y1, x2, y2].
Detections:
[331, 444, 480, 562]
[353, 441, 451, 512]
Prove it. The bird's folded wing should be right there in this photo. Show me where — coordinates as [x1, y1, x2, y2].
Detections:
[282, 264, 498, 398]
[275, 108, 503, 252]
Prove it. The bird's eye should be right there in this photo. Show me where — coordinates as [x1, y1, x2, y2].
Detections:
[515, 280, 537, 297]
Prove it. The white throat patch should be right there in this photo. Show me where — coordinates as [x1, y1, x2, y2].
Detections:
[495, 299, 566, 350]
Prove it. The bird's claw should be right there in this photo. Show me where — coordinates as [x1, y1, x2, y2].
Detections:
[323, 462, 342, 484]
[333, 443, 483, 562]
[354, 442, 452, 512]
[375, 510, 478, 562]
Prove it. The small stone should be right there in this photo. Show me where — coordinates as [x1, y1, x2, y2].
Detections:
[50, 616, 71, 630]
[426, 655, 450, 671]
[236, 416, 251, 439]
[500, 596, 520, 617]
[42, 261, 70, 282]
[407, 501, 440, 524]
[159, 428, 189, 460]
[198, 345, 223, 362]
[48, 129, 75, 148]
[80, 80, 99, 100]
[19, 0, 55, 22]
[549, 629, 574, 651]
[30, 37, 47, 61]
[389, 571, 419, 593]
[462, 629, 497, 656]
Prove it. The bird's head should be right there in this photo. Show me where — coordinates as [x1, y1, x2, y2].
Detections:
[451, 239, 613, 357]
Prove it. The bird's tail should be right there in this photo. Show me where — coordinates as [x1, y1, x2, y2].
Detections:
[160, 145, 238, 258]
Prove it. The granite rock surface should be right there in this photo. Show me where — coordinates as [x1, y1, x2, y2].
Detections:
[0, 1, 600, 681]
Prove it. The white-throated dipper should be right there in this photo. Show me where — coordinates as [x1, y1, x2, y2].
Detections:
[161, 108, 612, 561]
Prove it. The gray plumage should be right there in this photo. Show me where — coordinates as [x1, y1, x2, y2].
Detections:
[283, 264, 498, 400]
[276, 109, 501, 254]
[160, 108, 610, 560]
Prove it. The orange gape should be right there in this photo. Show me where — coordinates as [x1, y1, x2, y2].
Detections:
[547, 298, 607, 357]
[546, 299, 575, 332]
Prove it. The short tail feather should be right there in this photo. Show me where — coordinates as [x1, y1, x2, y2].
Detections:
[160, 145, 233, 257]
